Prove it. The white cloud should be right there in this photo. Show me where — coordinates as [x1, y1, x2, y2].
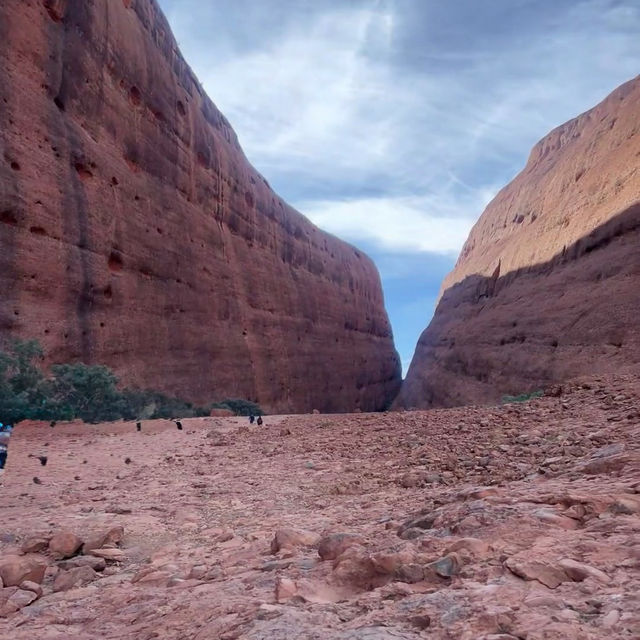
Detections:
[298, 194, 482, 254]
[162, 0, 640, 259]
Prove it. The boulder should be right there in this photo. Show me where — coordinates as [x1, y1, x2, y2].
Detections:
[49, 531, 83, 559]
[0, 555, 47, 587]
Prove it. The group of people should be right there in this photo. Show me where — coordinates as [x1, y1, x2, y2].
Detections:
[248, 414, 263, 426]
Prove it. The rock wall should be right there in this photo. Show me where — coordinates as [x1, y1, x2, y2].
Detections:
[0, 0, 401, 413]
[400, 76, 640, 408]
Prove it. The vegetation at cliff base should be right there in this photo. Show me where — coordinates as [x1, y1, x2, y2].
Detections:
[501, 390, 544, 404]
[0, 339, 261, 424]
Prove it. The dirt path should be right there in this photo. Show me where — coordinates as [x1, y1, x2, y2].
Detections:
[0, 377, 639, 639]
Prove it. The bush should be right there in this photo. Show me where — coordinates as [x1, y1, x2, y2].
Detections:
[209, 398, 263, 416]
[501, 390, 543, 404]
[0, 339, 211, 424]
[0, 339, 49, 423]
[119, 389, 209, 420]
[47, 363, 125, 423]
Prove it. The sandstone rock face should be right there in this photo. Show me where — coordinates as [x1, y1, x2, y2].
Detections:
[0, 0, 400, 413]
[401, 77, 640, 408]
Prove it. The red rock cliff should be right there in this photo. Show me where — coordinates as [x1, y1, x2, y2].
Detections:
[400, 76, 640, 408]
[0, 0, 401, 413]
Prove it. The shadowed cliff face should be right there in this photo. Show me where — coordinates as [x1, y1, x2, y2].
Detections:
[400, 76, 640, 409]
[0, 0, 401, 413]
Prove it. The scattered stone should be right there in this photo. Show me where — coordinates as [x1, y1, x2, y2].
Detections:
[0, 588, 38, 616]
[445, 537, 490, 557]
[275, 577, 298, 602]
[410, 614, 431, 629]
[49, 531, 83, 558]
[87, 548, 125, 562]
[20, 537, 49, 554]
[82, 525, 124, 554]
[271, 528, 320, 554]
[53, 566, 98, 592]
[58, 556, 107, 572]
[318, 533, 363, 561]
[430, 553, 460, 578]
[557, 559, 611, 584]
[505, 558, 568, 589]
[18, 581, 42, 597]
[0, 555, 47, 587]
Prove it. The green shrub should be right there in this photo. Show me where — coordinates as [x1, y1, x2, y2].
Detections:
[47, 363, 125, 423]
[0, 339, 211, 424]
[0, 339, 49, 423]
[119, 389, 209, 420]
[501, 390, 543, 404]
[210, 398, 262, 416]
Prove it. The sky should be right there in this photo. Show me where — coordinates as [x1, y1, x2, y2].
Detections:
[157, 0, 640, 374]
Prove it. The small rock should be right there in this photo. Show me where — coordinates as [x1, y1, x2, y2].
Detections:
[410, 614, 431, 629]
[445, 537, 489, 557]
[275, 577, 297, 602]
[82, 525, 124, 554]
[610, 495, 640, 515]
[0, 555, 47, 587]
[53, 566, 97, 592]
[0, 588, 38, 616]
[58, 556, 107, 572]
[557, 559, 610, 584]
[396, 563, 424, 583]
[133, 569, 172, 585]
[534, 510, 580, 530]
[49, 531, 83, 559]
[505, 557, 568, 589]
[87, 548, 125, 562]
[20, 537, 50, 554]
[601, 609, 620, 628]
[18, 581, 42, 597]
[271, 528, 320, 554]
[430, 553, 459, 578]
[318, 533, 362, 561]
[188, 565, 208, 580]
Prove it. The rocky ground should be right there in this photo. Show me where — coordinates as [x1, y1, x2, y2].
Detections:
[0, 376, 638, 639]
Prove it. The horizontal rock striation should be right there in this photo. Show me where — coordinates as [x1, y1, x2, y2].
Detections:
[400, 76, 640, 408]
[0, 0, 401, 413]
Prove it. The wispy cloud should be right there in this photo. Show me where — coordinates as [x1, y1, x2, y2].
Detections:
[298, 193, 489, 254]
[162, 0, 640, 251]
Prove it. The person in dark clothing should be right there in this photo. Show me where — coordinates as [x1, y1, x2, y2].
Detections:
[136, 421, 142, 432]
[0, 446, 6, 469]
[249, 415, 255, 424]
[256, 416, 263, 426]
[175, 420, 183, 431]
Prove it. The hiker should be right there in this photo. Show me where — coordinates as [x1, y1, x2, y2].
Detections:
[0, 446, 6, 469]
[256, 416, 263, 426]
[249, 415, 255, 424]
